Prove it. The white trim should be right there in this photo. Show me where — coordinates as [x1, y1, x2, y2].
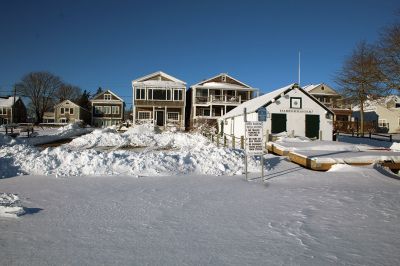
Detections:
[132, 71, 186, 85]
[167, 112, 179, 121]
[138, 111, 151, 120]
[190, 73, 252, 88]
[91, 89, 124, 102]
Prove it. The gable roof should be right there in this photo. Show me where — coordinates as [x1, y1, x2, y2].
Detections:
[191, 73, 254, 89]
[303, 83, 340, 95]
[352, 95, 400, 111]
[91, 89, 124, 102]
[0, 96, 20, 107]
[132, 71, 186, 86]
[302, 84, 321, 92]
[54, 99, 82, 109]
[221, 83, 333, 119]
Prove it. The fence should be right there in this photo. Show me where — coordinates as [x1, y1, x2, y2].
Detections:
[337, 131, 393, 142]
[334, 120, 377, 134]
[205, 132, 271, 151]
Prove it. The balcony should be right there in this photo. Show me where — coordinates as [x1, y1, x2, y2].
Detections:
[195, 95, 245, 105]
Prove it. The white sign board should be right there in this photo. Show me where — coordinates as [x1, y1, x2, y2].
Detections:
[245, 121, 263, 156]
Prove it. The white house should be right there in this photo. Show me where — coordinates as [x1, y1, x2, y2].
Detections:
[218, 83, 334, 141]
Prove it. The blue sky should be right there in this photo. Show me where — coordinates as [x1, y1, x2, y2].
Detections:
[0, 0, 399, 107]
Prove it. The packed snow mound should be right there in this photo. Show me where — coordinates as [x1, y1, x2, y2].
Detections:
[0, 193, 25, 218]
[68, 124, 210, 150]
[391, 142, 400, 152]
[275, 133, 310, 143]
[328, 164, 366, 172]
[0, 125, 263, 177]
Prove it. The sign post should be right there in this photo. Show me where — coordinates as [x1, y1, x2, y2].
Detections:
[245, 121, 263, 181]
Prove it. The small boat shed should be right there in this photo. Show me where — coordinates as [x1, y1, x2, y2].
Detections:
[218, 83, 334, 141]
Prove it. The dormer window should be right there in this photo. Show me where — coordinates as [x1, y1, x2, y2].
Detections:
[104, 94, 111, 100]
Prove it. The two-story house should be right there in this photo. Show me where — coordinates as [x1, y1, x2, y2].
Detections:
[186, 73, 258, 128]
[303, 83, 352, 122]
[0, 96, 27, 125]
[132, 71, 186, 130]
[90, 90, 125, 127]
[352, 95, 400, 133]
[54, 100, 91, 124]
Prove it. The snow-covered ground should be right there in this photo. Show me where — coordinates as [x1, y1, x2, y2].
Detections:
[1, 162, 400, 265]
[0, 124, 261, 178]
[1, 125, 400, 264]
[0, 123, 93, 146]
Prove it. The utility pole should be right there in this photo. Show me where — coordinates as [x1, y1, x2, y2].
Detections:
[12, 86, 16, 124]
[298, 51, 301, 86]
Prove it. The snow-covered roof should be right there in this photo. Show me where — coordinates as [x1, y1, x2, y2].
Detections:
[302, 84, 321, 92]
[132, 71, 186, 86]
[0, 96, 20, 107]
[221, 83, 334, 120]
[221, 84, 295, 119]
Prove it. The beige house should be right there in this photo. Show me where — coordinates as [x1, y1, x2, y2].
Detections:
[90, 90, 125, 127]
[187, 73, 258, 128]
[54, 100, 91, 124]
[353, 95, 400, 133]
[303, 83, 352, 121]
[42, 111, 56, 123]
[0, 96, 27, 125]
[132, 71, 186, 130]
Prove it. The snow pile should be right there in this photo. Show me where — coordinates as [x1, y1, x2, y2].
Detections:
[275, 133, 310, 143]
[391, 142, 400, 152]
[0, 193, 25, 218]
[328, 164, 366, 172]
[0, 125, 262, 177]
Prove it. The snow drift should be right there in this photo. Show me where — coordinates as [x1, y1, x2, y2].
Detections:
[0, 124, 262, 178]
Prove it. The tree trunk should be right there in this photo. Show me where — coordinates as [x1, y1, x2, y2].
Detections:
[360, 98, 364, 135]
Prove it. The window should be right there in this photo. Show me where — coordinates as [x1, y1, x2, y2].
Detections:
[70, 108, 74, 115]
[153, 89, 167, 100]
[203, 109, 210, 116]
[0, 108, 7, 115]
[112, 106, 120, 114]
[138, 111, 151, 120]
[103, 106, 111, 114]
[166, 90, 171, 100]
[167, 112, 179, 121]
[174, 89, 183, 101]
[61, 108, 64, 114]
[136, 88, 146, 100]
[378, 119, 388, 128]
[95, 106, 102, 114]
[148, 89, 153, 100]
[104, 94, 111, 100]
[290, 97, 302, 109]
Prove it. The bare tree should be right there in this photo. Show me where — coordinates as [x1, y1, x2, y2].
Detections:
[335, 41, 387, 134]
[55, 84, 82, 103]
[378, 22, 400, 91]
[15, 72, 63, 123]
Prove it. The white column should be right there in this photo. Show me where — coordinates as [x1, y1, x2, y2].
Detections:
[164, 106, 167, 128]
